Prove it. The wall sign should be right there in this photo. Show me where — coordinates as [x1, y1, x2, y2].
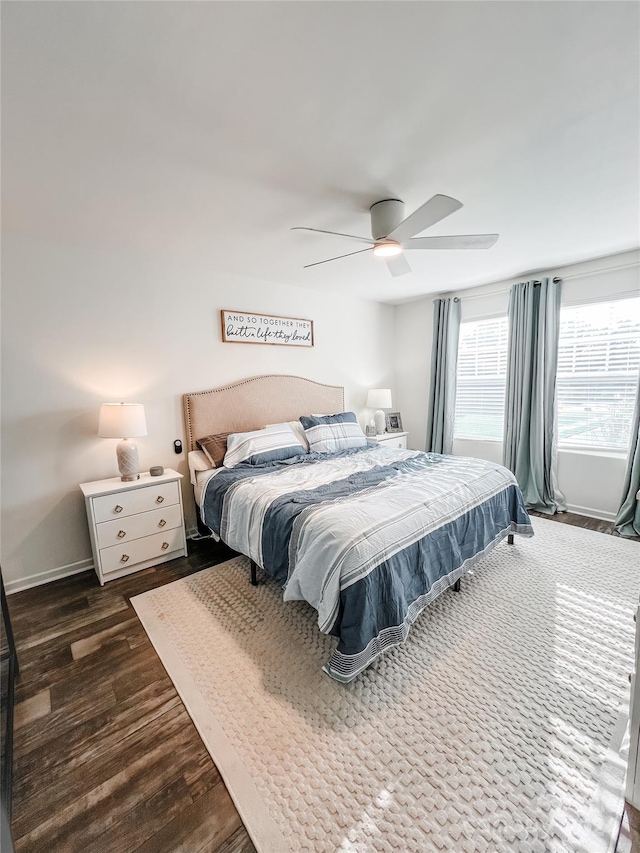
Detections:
[220, 309, 314, 348]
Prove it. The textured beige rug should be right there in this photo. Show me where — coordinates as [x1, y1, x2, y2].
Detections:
[131, 518, 638, 853]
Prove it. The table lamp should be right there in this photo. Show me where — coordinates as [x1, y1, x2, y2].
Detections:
[366, 389, 392, 435]
[98, 403, 147, 481]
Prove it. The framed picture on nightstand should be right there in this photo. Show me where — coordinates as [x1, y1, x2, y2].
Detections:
[385, 412, 403, 433]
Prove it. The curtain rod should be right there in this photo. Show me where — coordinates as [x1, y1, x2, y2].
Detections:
[448, 260, 639, 302]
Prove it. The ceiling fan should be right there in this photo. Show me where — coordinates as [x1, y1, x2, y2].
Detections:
[292, 195, 499, 277]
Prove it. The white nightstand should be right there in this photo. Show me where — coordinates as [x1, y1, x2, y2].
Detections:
[371, 431, 408, 450]
[80, 469, 187, 585]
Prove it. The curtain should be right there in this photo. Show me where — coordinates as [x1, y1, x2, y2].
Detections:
[426, 297, 461, 454]
[503, 278, 566, 513]
[615, 374, 640, 537]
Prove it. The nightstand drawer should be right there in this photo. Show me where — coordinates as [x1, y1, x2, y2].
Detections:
[95, 504, 182, 549]
[93, 481, 180, 523]
[99, 527, 184, 575]
[379, 435, 407, 450]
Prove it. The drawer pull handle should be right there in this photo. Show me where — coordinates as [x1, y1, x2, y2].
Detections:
[156, 496, 165, 504]
[161, 542, 170, 551]
[120, 554, 130, 563]
[158, 519, 167, 527]
[114, 505, 123, 513]
[117, 530, 126, 539]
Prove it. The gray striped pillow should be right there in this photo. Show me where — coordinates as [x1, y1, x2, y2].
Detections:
[223, 424, 307, 468]
[299, 412, 367, 454]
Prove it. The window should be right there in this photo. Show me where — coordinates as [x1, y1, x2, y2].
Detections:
[556, 297, 640, 451]
[454, 316, 509, 440]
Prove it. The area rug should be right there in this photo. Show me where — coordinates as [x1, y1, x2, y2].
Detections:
[131, 518, 638, 853]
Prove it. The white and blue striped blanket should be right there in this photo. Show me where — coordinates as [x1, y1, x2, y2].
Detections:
[201, 445, 533, 682]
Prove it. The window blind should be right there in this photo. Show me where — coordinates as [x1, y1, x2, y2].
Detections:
[454, 316, 509, 441]
[557, 297, 640, 451]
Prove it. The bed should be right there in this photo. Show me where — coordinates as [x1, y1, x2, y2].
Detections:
[184, 375, 533, 683]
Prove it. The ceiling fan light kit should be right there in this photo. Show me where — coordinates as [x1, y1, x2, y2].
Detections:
[373, 241, 402, 258]
[292, 194, 499, 277]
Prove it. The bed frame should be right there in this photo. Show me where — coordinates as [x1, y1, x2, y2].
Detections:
[183, 374, 513, 587]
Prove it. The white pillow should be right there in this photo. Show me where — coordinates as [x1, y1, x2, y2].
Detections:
[189, 449, 213, 472]
[188, 449, 214, 486]
[265, 420, 310, 451]
[224, 424, 307, 468]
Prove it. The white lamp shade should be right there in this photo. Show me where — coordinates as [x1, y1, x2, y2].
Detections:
[98, 403, 147, 438]
[366, 389, 392, 409]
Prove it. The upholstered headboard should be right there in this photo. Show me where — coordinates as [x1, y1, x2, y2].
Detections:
[183, 375, 345, 451]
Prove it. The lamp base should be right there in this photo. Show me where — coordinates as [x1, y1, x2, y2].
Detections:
[374, 409, 386, 435]
[116, 438, 140, 481]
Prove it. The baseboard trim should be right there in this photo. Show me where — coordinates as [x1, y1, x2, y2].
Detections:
[5, 558, 94, 595]
[565, 503, 617, 523]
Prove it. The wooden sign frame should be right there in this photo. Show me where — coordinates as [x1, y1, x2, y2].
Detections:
[220, 309, 314, 348]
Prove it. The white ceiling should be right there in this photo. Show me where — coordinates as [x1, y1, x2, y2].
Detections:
[2, 2, 639, 304]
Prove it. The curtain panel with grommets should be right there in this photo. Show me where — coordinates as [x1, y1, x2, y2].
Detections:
[426, 297, 461, 455]
[503, 278, 566, 514]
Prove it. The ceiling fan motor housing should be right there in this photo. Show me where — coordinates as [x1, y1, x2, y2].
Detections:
[370, 199, 404, 241]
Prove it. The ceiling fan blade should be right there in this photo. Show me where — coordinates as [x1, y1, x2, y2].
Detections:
[387, 194, 463, 243]
[384, 254, 412, 277]
[303, 248, 373, 269]
[405, 234, 500, 250]
[291, 227, 374, 245]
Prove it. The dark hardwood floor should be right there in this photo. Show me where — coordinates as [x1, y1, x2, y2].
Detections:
[4, 512, 638, 852]
[6, 537, 256, 853]
[528, 507, 640, 538]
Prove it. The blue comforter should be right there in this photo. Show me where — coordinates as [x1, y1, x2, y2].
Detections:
[201, 446, 532, 682]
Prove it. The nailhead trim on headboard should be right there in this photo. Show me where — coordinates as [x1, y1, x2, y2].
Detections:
[183, 375, 345, 451]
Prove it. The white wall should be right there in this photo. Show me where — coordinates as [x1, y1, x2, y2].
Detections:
[1, 233, 396, 592]
[396, 249, 640, 520]
[394, 298, 434, 452]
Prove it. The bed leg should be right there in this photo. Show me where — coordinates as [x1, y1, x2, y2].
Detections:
[250, 560, 258, 586]
[507, 534, 514, 545]
[453, 578, 461, 592]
